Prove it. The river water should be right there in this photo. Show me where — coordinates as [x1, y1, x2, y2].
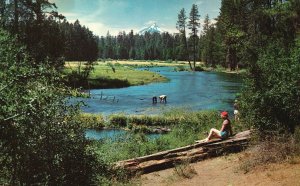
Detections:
[85, 129, 161, 140]
[75, 67, 243, 115]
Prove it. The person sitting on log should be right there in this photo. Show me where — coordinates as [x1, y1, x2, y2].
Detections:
[159, 95, 167, 103]
[199, 111, 232, 142]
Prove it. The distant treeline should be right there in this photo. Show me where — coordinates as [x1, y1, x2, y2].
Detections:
[98, 31, 181, 61]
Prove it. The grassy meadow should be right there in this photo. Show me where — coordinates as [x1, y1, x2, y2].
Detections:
[64, 61, 172, 89]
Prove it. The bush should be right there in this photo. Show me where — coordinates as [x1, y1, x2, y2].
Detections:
[0, 29, 103, 185]
[240, 41, 300, 134]
[194, 65, 205, 71]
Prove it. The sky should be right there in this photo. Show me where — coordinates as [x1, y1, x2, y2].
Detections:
[49, 0, 222, 37]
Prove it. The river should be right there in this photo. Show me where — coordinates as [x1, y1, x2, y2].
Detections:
[74, 67, 243, 115]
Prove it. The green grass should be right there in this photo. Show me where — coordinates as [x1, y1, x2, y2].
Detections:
[91, 109, 246, 164]
[64, 61, 169, 88]
[91, 64, 168, 85]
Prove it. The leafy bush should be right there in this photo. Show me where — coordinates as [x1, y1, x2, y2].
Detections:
[0, 29, 103, 185]
[194, 65, 205, 71]
[240, 41, 300, 134]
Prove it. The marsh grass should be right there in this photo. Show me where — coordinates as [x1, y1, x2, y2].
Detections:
[93, 109, 228, 164]
[75, 113, 105, 129]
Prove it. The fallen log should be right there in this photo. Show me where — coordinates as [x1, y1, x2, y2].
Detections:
[115, 130, 251, 174]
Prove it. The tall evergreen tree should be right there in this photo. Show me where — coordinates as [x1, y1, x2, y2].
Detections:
[176, 8, 192, 69]
[188, 4, 201, 70]
[218, 0, 246, 70]
[128, 30, 135, 59]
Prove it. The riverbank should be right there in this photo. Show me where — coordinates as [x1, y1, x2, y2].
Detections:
[202, 65, 247, 75]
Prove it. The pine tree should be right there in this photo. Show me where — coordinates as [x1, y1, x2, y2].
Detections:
[176, 8, 192, 69]
[188, 4, 201, 70]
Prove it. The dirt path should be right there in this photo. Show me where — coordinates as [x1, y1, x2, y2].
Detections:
[140, 152, 300, 186]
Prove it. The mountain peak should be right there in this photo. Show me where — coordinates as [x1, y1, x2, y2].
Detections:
[138, 23, 163, 35]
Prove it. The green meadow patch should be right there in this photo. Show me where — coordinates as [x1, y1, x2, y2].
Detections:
[64, 61, 169, 89]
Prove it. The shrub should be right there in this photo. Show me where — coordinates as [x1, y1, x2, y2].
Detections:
[194, 66, 205, 71]
[0, 29, 102, 185]
[240, 41, 300, 134]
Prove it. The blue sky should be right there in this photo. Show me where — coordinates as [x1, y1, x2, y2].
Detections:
[49, 0, 221, 37]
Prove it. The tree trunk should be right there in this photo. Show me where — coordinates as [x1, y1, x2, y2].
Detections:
[183, 33, 193, 71]
[226, 47, 237, 71]
[193, 35, 196, 71]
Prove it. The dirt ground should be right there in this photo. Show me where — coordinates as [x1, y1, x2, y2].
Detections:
[139, 152, 300, 186]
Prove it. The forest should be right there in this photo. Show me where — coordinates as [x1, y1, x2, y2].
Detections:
[1, 0, 300, 185]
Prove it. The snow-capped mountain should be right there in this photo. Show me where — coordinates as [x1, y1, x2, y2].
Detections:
[138, 23, 164, 35]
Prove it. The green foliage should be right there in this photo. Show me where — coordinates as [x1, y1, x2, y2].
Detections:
[188, 4, 201, 69]
[0, 29, 102, 185]
[212, 0, 300, 136]
[240, 41, 300, 134]
[194, 65, 204, 71]
[1, 1, 98, 66]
